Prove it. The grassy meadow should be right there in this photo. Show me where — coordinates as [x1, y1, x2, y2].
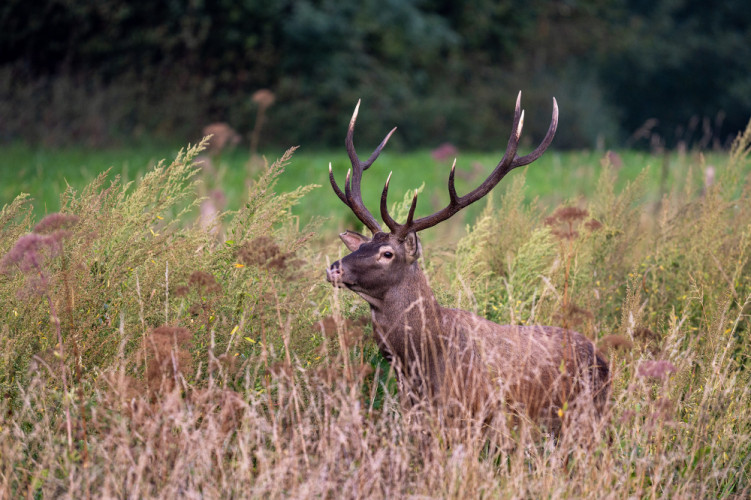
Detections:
[0, 129, 750, 497]
[0, 141, 728, 237]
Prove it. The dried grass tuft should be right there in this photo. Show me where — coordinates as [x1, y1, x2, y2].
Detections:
[146, 326, 194, 395]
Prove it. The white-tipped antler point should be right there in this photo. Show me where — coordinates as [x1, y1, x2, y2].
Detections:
[517, 110, 525, 138]
[350, 100, 361, 126]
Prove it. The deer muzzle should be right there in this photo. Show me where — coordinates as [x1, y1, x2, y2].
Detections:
[326, 261, 346, 287]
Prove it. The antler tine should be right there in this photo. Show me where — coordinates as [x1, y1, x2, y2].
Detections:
[344, 168, 352, 201]
[331, 100, 399, 234]
[405, 192, 418, 226]
[345, 100, 397, 171]
[329, 163, 347, 204]
[385, 92, 556, 239]
[342, 167, 382, 234]
[484, 90, 524, 179]
[349, 124, 396, 230]
[511, 97, 558, 167]
[380, 172, 398, 231]
[380, 172, 419, 231]
[345, 100, 362, 169]
[448, 159, 459, 204]
[362, 127, 397, 169]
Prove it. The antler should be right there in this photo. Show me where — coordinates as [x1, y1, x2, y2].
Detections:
[329, 100, 397, 234]
[382, 91, 558, 239]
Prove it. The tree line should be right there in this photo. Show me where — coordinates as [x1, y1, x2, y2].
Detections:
[1, 0, 749, 149]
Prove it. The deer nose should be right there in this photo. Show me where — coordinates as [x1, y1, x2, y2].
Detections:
[326, 262, 344, 284]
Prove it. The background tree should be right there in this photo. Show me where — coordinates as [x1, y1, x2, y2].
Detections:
[0, 0, 748, 149]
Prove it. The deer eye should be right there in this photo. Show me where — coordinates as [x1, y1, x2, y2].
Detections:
[383, 251, 394, 259]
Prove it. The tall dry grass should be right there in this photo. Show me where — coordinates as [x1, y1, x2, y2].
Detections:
[1, 124, 750, 498]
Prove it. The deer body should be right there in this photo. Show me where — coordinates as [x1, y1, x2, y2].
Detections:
[327, 230, 608, 427]
[326, 95, 609, 428]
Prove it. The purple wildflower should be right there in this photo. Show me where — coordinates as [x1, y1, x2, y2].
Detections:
[33, 213, 79, 235]
[431, 143, 458, 162]
[2, 227, 74, 297]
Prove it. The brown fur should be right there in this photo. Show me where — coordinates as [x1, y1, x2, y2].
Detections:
[328, 231, 609, 431]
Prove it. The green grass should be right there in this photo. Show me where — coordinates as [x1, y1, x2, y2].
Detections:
[0, 142, 728, 237]
[0, 136, 749, 497]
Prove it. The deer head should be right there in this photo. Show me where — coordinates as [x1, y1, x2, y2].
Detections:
[326, 93, 558, 304]
[326, 230, 422, 308]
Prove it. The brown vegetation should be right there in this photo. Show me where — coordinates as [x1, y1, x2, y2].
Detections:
[0, 126, 750, 497]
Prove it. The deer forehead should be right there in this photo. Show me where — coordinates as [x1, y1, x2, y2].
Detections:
[349, 241, 396, 258]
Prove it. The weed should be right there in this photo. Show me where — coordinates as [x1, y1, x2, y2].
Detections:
[0, 131, 750, 497]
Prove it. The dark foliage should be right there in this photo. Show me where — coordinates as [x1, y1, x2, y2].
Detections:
[0, 0, 748, 149]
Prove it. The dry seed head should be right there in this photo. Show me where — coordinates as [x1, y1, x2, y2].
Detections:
[188, 302, 203, 316]
[237, 237, 288, 270]
[551, 228, 579, 241]
[202, 123, 240, 153]
[637, 360, 676, 379]
[146, 326, 194, 395]
[2, 231, 71, 274]
[550, 206, 589, 223]
[251, 89, 276, 108]
[584, 219, 603, 231]
[188, 271, 222, 294]
[566, 303, 594, 319]
[545, 205, 591, 240]
[598, 334, 634, 356]
[635, 326, 660, 342]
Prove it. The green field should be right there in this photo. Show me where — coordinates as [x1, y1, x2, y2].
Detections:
[1, 137, 749, 497]
[0, 142, 727, 236]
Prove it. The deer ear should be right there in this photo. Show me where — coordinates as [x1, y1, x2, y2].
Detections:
[404, 232, 421, 261]
[339, 230, 371, 252]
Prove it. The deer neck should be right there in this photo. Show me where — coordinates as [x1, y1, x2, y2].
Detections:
[367, 263, 444, 361]
[370, 262, 439, 314]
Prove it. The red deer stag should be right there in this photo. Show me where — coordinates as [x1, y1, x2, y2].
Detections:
[326, 94, 609, 432]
